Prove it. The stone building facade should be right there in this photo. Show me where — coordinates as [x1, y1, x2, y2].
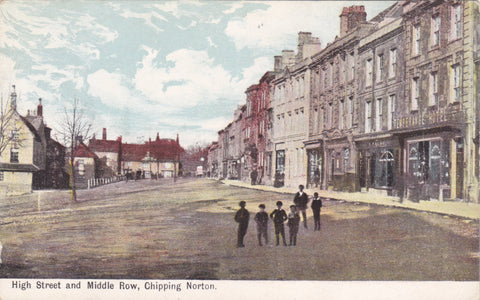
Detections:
[209, 1, 479, 203]
[242, 71, 275, 185]
[355, 3, 405, 195]
[398, 0, 478, 201]
[271, 32, 321, 187]
[307, 5, 377, 192]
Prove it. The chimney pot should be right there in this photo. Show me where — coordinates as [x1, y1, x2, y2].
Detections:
[37, 98, 43, 117]
[102, 128, 107, 140]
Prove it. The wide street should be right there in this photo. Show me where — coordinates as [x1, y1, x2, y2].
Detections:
[0, 178, 478, 280]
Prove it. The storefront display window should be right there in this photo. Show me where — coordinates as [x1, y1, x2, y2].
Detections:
[375, 150, 394, 187]
[276, 150, 285, 174]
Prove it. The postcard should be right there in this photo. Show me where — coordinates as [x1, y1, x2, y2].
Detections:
[0, 1, 479, 299]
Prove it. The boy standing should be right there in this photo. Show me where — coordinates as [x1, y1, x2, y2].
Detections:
[287, 205, 300, 246]
[311, 192, 323, 231]
[293, 185, 309, 228]
[254, 204, 269, 246]
[234, 201, 249, 248]
[269, 201, 288, 246]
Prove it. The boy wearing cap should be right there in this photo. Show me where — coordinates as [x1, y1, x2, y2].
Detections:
[234, 201, 249, 247]
[269, 201, 288, 246]
[254, 204, 269, 246]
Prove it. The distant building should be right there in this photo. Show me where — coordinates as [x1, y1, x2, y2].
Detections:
[73, 140, 99, 189]
[121, 133, 183, 179]
[243, 71, 275, 185]
[88, 128, 122, 177]
[206, 141, 219, 178]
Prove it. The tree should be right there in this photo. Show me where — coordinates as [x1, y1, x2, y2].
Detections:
[57, 98, 92, 202]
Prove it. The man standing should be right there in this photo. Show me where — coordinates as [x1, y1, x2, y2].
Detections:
[234, 201, 249, 247]
[311, 192, 323, 231]
[250, 168, 258, 185]
[293, 185, 309, 229]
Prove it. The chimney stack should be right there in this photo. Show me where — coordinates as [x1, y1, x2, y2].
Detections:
[10, 85, 17, 110]
[340, 5, 366, 37]
[102, 128, 107, 140]
[37, 98, 43, 117]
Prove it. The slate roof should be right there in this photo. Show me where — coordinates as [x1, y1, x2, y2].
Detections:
[73, 143, 98, 158]
[0, 163, 39, 172]
[88, 139, 121, 153]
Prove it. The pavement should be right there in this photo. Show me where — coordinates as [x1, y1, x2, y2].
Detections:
[221, 179, 480, 220]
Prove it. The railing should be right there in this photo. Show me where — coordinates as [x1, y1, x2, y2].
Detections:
[393, 105, 463, 130]
[87, 175, 126, 189]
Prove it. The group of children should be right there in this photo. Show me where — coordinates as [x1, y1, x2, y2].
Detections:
[234, 186, 324, 248]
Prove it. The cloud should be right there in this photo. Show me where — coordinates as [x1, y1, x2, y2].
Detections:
[223, 3, 244, 15]
[87, 69, 141, 110]
[134, 47, 235, 108]
[118, 9, 167, 32]
[225, 1, 395, 51]
[207, 37, 217, 48]
[29, 64, 84, 90]
[153, 2, 180, 18]
[0, 54, 16, 91]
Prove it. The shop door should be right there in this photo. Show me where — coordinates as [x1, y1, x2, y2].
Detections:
[456, 140, 464, 199]
[359, 155, 366, 188]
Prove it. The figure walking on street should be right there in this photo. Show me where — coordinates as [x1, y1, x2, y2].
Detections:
[250, 169, 258, 185]
[270, 201, 288, 246]
[311, 192, 323, 231]
[234, 201, 249, 248]
[293, 185, 309, 229]
[287, 205, 300, 246]
[254, 204, 269, 246]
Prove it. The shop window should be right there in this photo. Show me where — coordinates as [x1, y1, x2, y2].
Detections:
[408, 141, 446, 186]
[374, 150, 394, 187]
[276, 150, 285, 174]
[343, 148, 350, 172]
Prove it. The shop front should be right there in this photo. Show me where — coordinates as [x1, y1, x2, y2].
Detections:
[324, 141, 355, 192]
[305, 140, 323, 189]
[356, 136, 401, 196]
[405, 134, 462, 201]
[274, 145, 285, 187]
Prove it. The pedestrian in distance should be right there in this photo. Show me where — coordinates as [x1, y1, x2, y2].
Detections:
[311, 192, 323, 231]
[234, 201, 249, 248]
[293, 185, 309, 229]
[250, 169, 258, 185]
[254, 204, 269, 246]
[287, 205, 300, 246]
[269, 201, 288, 246]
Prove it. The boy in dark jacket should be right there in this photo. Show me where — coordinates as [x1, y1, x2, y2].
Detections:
[234, 201, 249, 247]
[254, 204, 269, 246]
[287, 205, 300, 246]
[269, 201, 288, 246]
[311, 192, 323, 231]
[293, 185, 309, 228]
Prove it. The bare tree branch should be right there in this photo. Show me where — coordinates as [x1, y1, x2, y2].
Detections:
[57, 98, 93, 202]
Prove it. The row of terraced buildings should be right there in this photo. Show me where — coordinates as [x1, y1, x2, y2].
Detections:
[207, 1, 480, 203]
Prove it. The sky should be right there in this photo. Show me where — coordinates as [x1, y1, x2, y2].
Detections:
[0, 0, 394, 147]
